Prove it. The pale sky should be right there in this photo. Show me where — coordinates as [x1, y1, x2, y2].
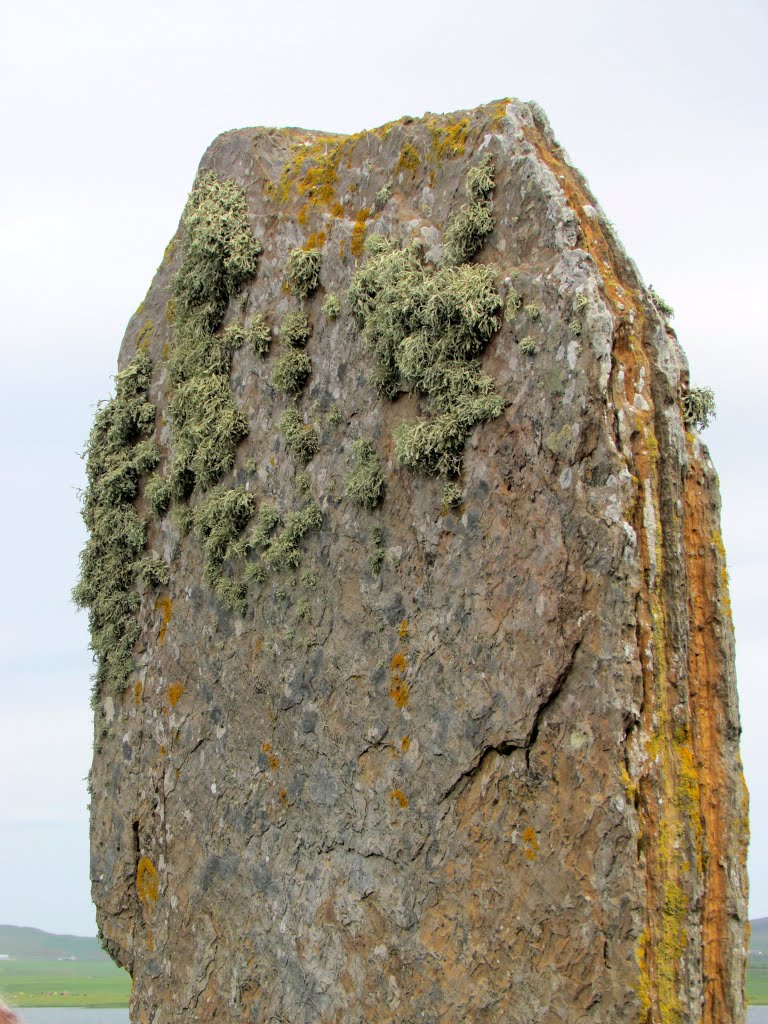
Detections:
[0, 0, 765, 936]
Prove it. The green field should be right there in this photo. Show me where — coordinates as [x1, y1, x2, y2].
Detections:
[0, 958, 131, 1008]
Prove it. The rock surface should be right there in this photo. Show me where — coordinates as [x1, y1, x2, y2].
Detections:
[84, 99, 748, 1023]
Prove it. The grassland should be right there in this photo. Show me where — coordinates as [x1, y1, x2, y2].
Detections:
[0, 958, 130, 1007]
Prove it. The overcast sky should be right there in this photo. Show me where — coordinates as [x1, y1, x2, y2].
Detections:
[0, 0, 765, 936]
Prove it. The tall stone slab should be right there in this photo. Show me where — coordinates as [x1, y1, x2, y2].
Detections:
[82, 100, 748, 1023]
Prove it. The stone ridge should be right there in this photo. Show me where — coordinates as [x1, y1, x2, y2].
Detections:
[84, 98, 748, 1023]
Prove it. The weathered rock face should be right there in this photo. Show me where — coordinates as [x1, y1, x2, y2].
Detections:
[84, 100, 748, 1023]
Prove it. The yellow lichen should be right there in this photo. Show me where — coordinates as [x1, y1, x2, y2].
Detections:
[428, 116, 469, 161]
[136, 856, 159, 906]
[389, 789, 409, 808]
[167, 682, 184, 707]
[398, 619, 409, 640]
[401, 736, 410, 752]
[133, 681, 143, 705]
[165, 297, 177, 323]
[350, 208, 371, 258]
[136, 321, 154, 350]
[304, 230, 326, 250]
[155, 596, 172, 645]
[396, 143, 419, 175]
[522, 826, 539, 861]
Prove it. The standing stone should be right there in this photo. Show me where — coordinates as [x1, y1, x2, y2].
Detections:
[83, 99, 748, 1023]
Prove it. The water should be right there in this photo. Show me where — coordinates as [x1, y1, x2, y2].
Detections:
[14, 1011, 129, 1024]
[11, 1005, 767, 1022]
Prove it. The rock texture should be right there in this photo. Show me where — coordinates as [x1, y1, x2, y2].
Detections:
[85, 100, 748, 1023]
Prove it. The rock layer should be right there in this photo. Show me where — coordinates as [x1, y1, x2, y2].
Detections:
[85, 99, 749, 1023]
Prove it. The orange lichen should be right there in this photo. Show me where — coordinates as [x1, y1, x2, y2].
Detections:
[350, 208, 371, 258]
[428, 116, 469, 161]
[136, 856, 159, 906]
[522, 826, 539, 862]
[167, 682, 184, 707]
[262, 741, 280, 770]
[390, 789, 409, 808]
[390, 653, 407, 673]
[389, 651, 409, 706]
[134, 681, 143, 705]
[339, 238, 346, 261]
[155, 596, 172, 645]
[401, 736, 410, 752]
[304, 230, 327, 250]
[398, 619, 409, 640]
[396, 143, 419, 175]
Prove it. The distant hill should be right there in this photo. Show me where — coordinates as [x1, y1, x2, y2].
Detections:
[0, 925, 108, 961]
[751, 918, 768, 953]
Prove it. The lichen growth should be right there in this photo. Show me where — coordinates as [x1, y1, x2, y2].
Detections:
[322, 293, 341, 320]
[192, 486, 255, 598]
[428, 116, 469, 161]
[285, 247, 322, 299]
[649, 285, 675, 322]
[279, 405, 320, 463]
[442, 156, 495, 266]
[518, 336, 536, 356]
[683, 386, 716, 431]
[173, 172, 262, 336]
[145, 474, 171, 517]
[349, 227, 504, 476]
[246, 312, 271, 356]
[441, 482, 463, 513]
[344, 438, 385, 509]
[270, 348, 312, 395]
[279, 311, 312, 347]
[73, 350, 158, 694]
[136, 856, 159, 906]
[166, 172, 259, 497]
[262, 502, 323, 571]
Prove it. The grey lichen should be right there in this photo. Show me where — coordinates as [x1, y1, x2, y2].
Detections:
[246, 313, 271, 356]
[262, 503, 323, 571]
[322, 293, 341, 320]
[144, 474, 172, 517]
[279, 311, 312, 347]
[442, 156, 495, 266]
[649, 285, 675, 322]
[73, 350, 158, 694]
[279, 405, 320, 463]
[349, 221, 504, 477]
[344, 438, 385, 509]
[285, 247, 322, 299]
[270, 348, 312, 395]
[683, 386, 716, 431]
[167, 172, 260, 497]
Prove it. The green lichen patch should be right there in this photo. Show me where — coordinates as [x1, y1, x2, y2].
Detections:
[349, 220, 504, 477]
[192, 486, 255, 598]
[322, 293, 341, 320]
[246, 312, 271, 356]
[74, 350, 158, 693]
[285, 247, 322, 299]
[167, 172, 260, 497]
[442, 155, 495, 266]
[279, 405, 320, 463]
[344, 438, 385, 509]
[279, 311, 312, 347]
[683, 386, 716, 431]
[270, 348, 312, 395]
[145, 474, 172, 517]
[262, 502, 323, 571]
[174, 172, 262, 336]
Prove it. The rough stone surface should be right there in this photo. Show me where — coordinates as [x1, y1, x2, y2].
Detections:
[87, 99, 749, 1023]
